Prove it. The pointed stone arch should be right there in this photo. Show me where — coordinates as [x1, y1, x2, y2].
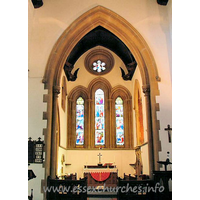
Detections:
[42, 5, 161, 181]
[43, 5, 160, 89]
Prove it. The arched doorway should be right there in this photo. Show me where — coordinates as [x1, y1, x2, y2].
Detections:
[42, 6, 161, 181]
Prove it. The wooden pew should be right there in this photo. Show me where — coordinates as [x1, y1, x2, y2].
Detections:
[153, 171, 172, 200]
[117, 177, 155, 200]
[118, 172, 172, 200]
[47, 176, 87, 200]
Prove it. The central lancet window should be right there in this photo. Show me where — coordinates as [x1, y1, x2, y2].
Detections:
[76, 97, 84, 145]
[95, 89, 105, 145]
[115, 97, 124, 145]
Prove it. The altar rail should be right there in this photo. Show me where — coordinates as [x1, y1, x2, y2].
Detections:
[46, 176, 87, 200]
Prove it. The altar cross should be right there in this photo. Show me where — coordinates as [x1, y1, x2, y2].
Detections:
[97, 153, 102, 164]
[164, 124, 172, 143]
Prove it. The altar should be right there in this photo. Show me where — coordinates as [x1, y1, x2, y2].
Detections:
[83, 164, 118, 188]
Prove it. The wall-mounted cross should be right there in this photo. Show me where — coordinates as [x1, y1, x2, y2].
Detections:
[164, 124, 172, 143]
[97, 153, 102, 164]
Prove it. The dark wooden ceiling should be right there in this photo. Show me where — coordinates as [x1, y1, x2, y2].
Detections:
[66, 26, 136, 67]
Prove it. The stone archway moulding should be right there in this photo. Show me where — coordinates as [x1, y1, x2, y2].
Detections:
[43, 5, 160, 88]
[42, 5, 161, 183]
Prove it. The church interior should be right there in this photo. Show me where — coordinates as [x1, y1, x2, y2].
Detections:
[28, 0, 172, 199]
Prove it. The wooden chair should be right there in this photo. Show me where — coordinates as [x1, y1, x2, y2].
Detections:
[64, 173, 77, 180]
[123, 173, 137, 180]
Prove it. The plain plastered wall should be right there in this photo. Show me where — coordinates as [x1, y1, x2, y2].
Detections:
[59, 149, 136, 179]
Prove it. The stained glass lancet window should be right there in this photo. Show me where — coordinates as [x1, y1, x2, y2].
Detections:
[76, 97, 84, 145]
[115, 97, 124, 145]
[95, 89, 105, 145]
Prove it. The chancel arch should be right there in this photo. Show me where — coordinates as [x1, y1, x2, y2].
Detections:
[43, 5, 161, 180]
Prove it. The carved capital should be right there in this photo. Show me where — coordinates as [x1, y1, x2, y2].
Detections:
[86, 98, 92, 102]
[120, 61, 137, 81]
[64, 61, 79, 81]
[68, 98, 73, 102]
[156, 76, 161, 82]
[42, 77, 47, 84]
[53, 85, 61, 97]
[142, 85, 150, 96]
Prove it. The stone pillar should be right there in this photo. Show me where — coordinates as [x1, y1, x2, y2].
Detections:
[86, 98, 92, 148]
[50, 85, 60, 178]
[126, 98, 133, 149]
[142, 85, 154, 179]
[90, 98, 95, 148]
[107, 98, 112, 148]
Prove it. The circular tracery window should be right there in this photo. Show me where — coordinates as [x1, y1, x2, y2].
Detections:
[93, 60, 106, 72]
[84, 48, 114, 75]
